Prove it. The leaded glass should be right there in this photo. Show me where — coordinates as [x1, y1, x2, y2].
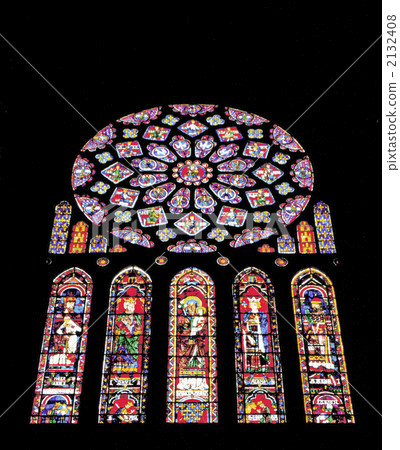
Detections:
[68, 221, 89, 254]
[291, 268, 354, 423]
[233, 267, 286, 423]
[166, 267, 218, 423]
[277, 234, 296, 254]
[98, 266, 152, 423]
[313, 202, 337, 254]
[30, 267, 93, 424]
[70, 105, 314, 253]
[296, 221, 317, 254]
[48, 201, 72, 254]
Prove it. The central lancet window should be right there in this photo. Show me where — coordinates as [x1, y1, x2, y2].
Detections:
[166, 267, 218, 423]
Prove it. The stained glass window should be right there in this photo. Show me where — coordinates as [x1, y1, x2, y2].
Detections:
[89, 235, 107, 253]
[30, 267, 93, 424]
[68, 221, 89, 254]
[233, 267, 286, 423]
[277, 234, 296, 254]
[296, 221, 317, 254]
[291, 268, 354, 423]
[48, 201, 72, 254]
[99, 266, 152, 423]
[166, 267, 218, 423]
[70, 105, 314, 254]
[313, 202, 337, 254]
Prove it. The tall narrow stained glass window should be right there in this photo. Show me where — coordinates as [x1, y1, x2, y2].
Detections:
[31, 267, 93, 424]
[296, 221, 317, 254]
[233, 267, 286, 423]
[291, 268, 354, 423]
[313, 202, 337, 254]
[166, 267, 218, 423]
[99, 266, 152, 423]
[48, 201, 72, 254]
[68, 221, 89, 254]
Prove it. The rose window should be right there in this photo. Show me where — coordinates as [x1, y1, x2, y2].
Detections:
[71, 104, 314, 252]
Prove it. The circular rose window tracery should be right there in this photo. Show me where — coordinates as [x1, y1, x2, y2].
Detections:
[71, 104, 314, 252]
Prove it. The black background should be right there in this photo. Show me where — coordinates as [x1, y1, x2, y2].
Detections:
[0, 3, 381, 449]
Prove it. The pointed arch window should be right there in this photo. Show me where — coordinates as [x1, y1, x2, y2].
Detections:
[30, 267, 93, 424]
[233, 267, 286, 423]
[99, 266, 152, 423]
[166, 267, 218, 423]
[291, 268, 354, 423]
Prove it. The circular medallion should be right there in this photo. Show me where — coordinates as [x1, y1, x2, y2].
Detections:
[275, 257, 288, 267]
[97, 257, 110, 267]
[155, 255, 168, 265]
[173, 160, 213, 186]
[217, 256, 230, 266]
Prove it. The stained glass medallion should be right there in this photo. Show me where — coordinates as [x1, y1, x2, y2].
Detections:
[71, 105, 314, 252]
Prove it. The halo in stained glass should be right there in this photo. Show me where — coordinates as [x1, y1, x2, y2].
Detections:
[71, 105, 314, 251]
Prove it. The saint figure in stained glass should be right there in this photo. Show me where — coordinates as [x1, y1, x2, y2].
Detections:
[166, 267, 218, 423]
[233, 267, 286, 423]
[291, 268, 354, 423]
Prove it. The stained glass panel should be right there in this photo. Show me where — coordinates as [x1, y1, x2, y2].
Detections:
[30, 267, 92, 424]
[277, 234, 296, 254]
[291, 268, 354, 423]
[166, 267, 218, 423]
[68, 221, 89, 254]
[233, 267, 286, 423]
[48, 201, 72, 254]
[296, 221, 317, 254]
[98, 266, 152, 423]
[313, 202, 337, 254]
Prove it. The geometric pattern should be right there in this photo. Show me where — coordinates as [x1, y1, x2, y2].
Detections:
[71, 104, 314, 253]
[48, 201, 72, 254]
[313, 202, 336, 253]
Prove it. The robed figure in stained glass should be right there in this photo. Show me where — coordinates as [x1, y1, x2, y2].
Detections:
[113, 296, 143, 372]
[233, 267, 286, 423]
[242, 295, 270, 372]
[166, 267, 218, 423]
[31, 267, 93, 424]
[99, 266, 152, 424]
[291, 268, 354, 423]
[177, 297, 207, 371]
